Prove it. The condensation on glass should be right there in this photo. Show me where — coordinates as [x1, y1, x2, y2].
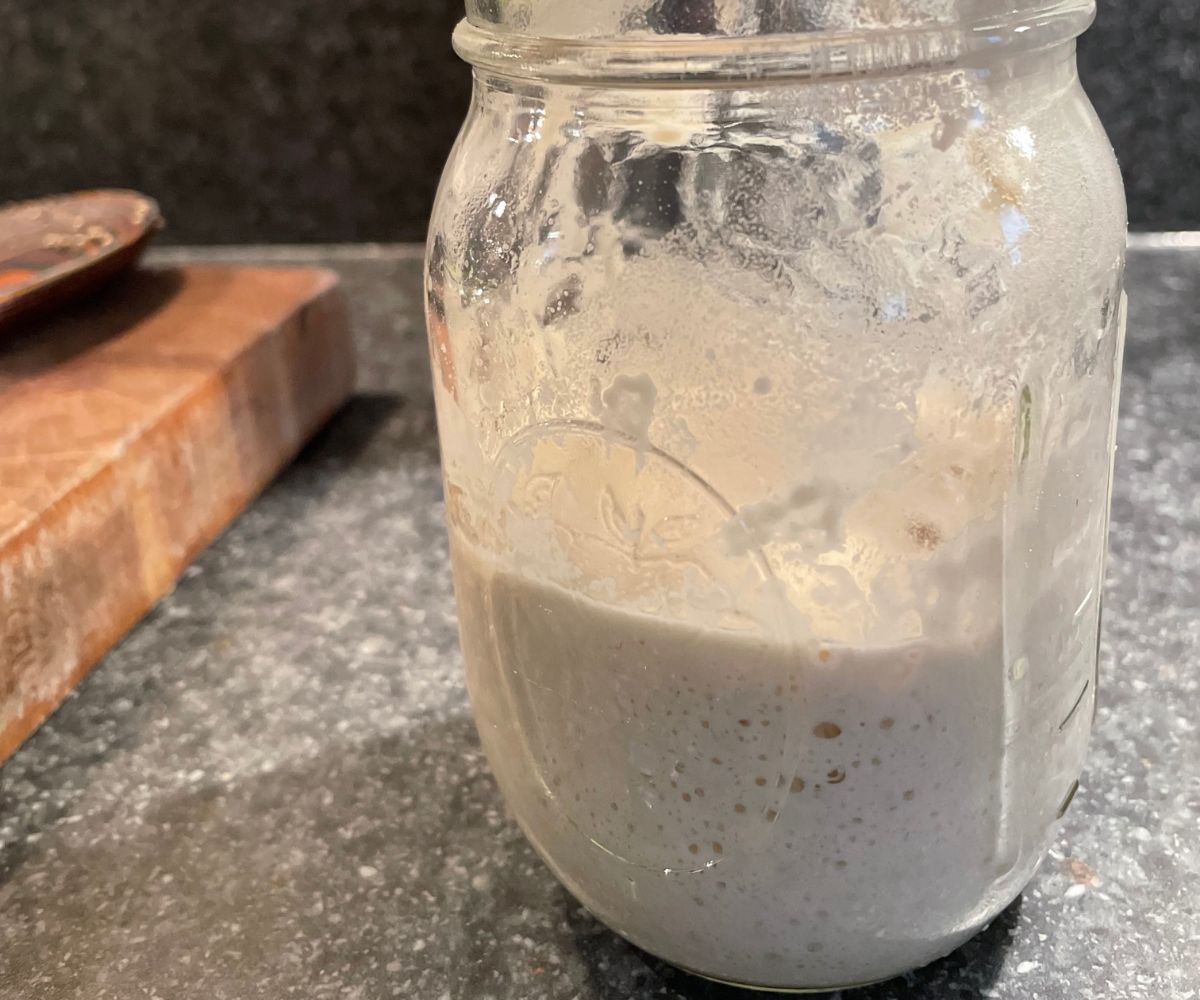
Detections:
[425, 0, 1127, 990]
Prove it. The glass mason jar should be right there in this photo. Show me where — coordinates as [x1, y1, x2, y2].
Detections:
[426, 0, 1126, 990]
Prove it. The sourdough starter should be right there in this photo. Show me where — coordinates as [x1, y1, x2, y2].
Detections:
[451, 524, 1085, 987]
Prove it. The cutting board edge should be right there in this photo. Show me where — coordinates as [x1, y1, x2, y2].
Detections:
[0, 264, 350, 551]
[0, 269, 355, 763]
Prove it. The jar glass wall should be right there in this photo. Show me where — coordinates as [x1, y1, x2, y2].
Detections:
[425, 2, 1126, 989]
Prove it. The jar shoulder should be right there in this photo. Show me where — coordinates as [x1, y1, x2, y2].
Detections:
[431, 75, 1125, 274]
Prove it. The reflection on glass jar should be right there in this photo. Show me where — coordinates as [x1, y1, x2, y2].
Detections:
[426, 0, 1127, 989]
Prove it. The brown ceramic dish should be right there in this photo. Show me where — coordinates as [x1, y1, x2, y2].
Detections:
[0, 190, 164, 333]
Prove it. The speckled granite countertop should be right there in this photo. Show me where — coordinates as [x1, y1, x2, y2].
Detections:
[1, 241, 1197, 1000]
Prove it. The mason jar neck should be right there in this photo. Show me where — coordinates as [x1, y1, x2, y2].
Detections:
[467, 42, 1081, 138]
[453, 0, 1093, 87]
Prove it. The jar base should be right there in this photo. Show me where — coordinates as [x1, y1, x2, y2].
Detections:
[623, 917, 994, 993]
[514, 794, 1023, 994]
[677, 964, 896, 994]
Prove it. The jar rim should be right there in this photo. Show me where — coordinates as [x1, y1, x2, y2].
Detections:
[453, 0, 1094, 86]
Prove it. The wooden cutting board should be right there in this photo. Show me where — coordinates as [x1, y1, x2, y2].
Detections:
[0, 265, 355, 763]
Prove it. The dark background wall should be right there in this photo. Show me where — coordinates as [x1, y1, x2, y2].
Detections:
[1, 1, 1196, 244]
